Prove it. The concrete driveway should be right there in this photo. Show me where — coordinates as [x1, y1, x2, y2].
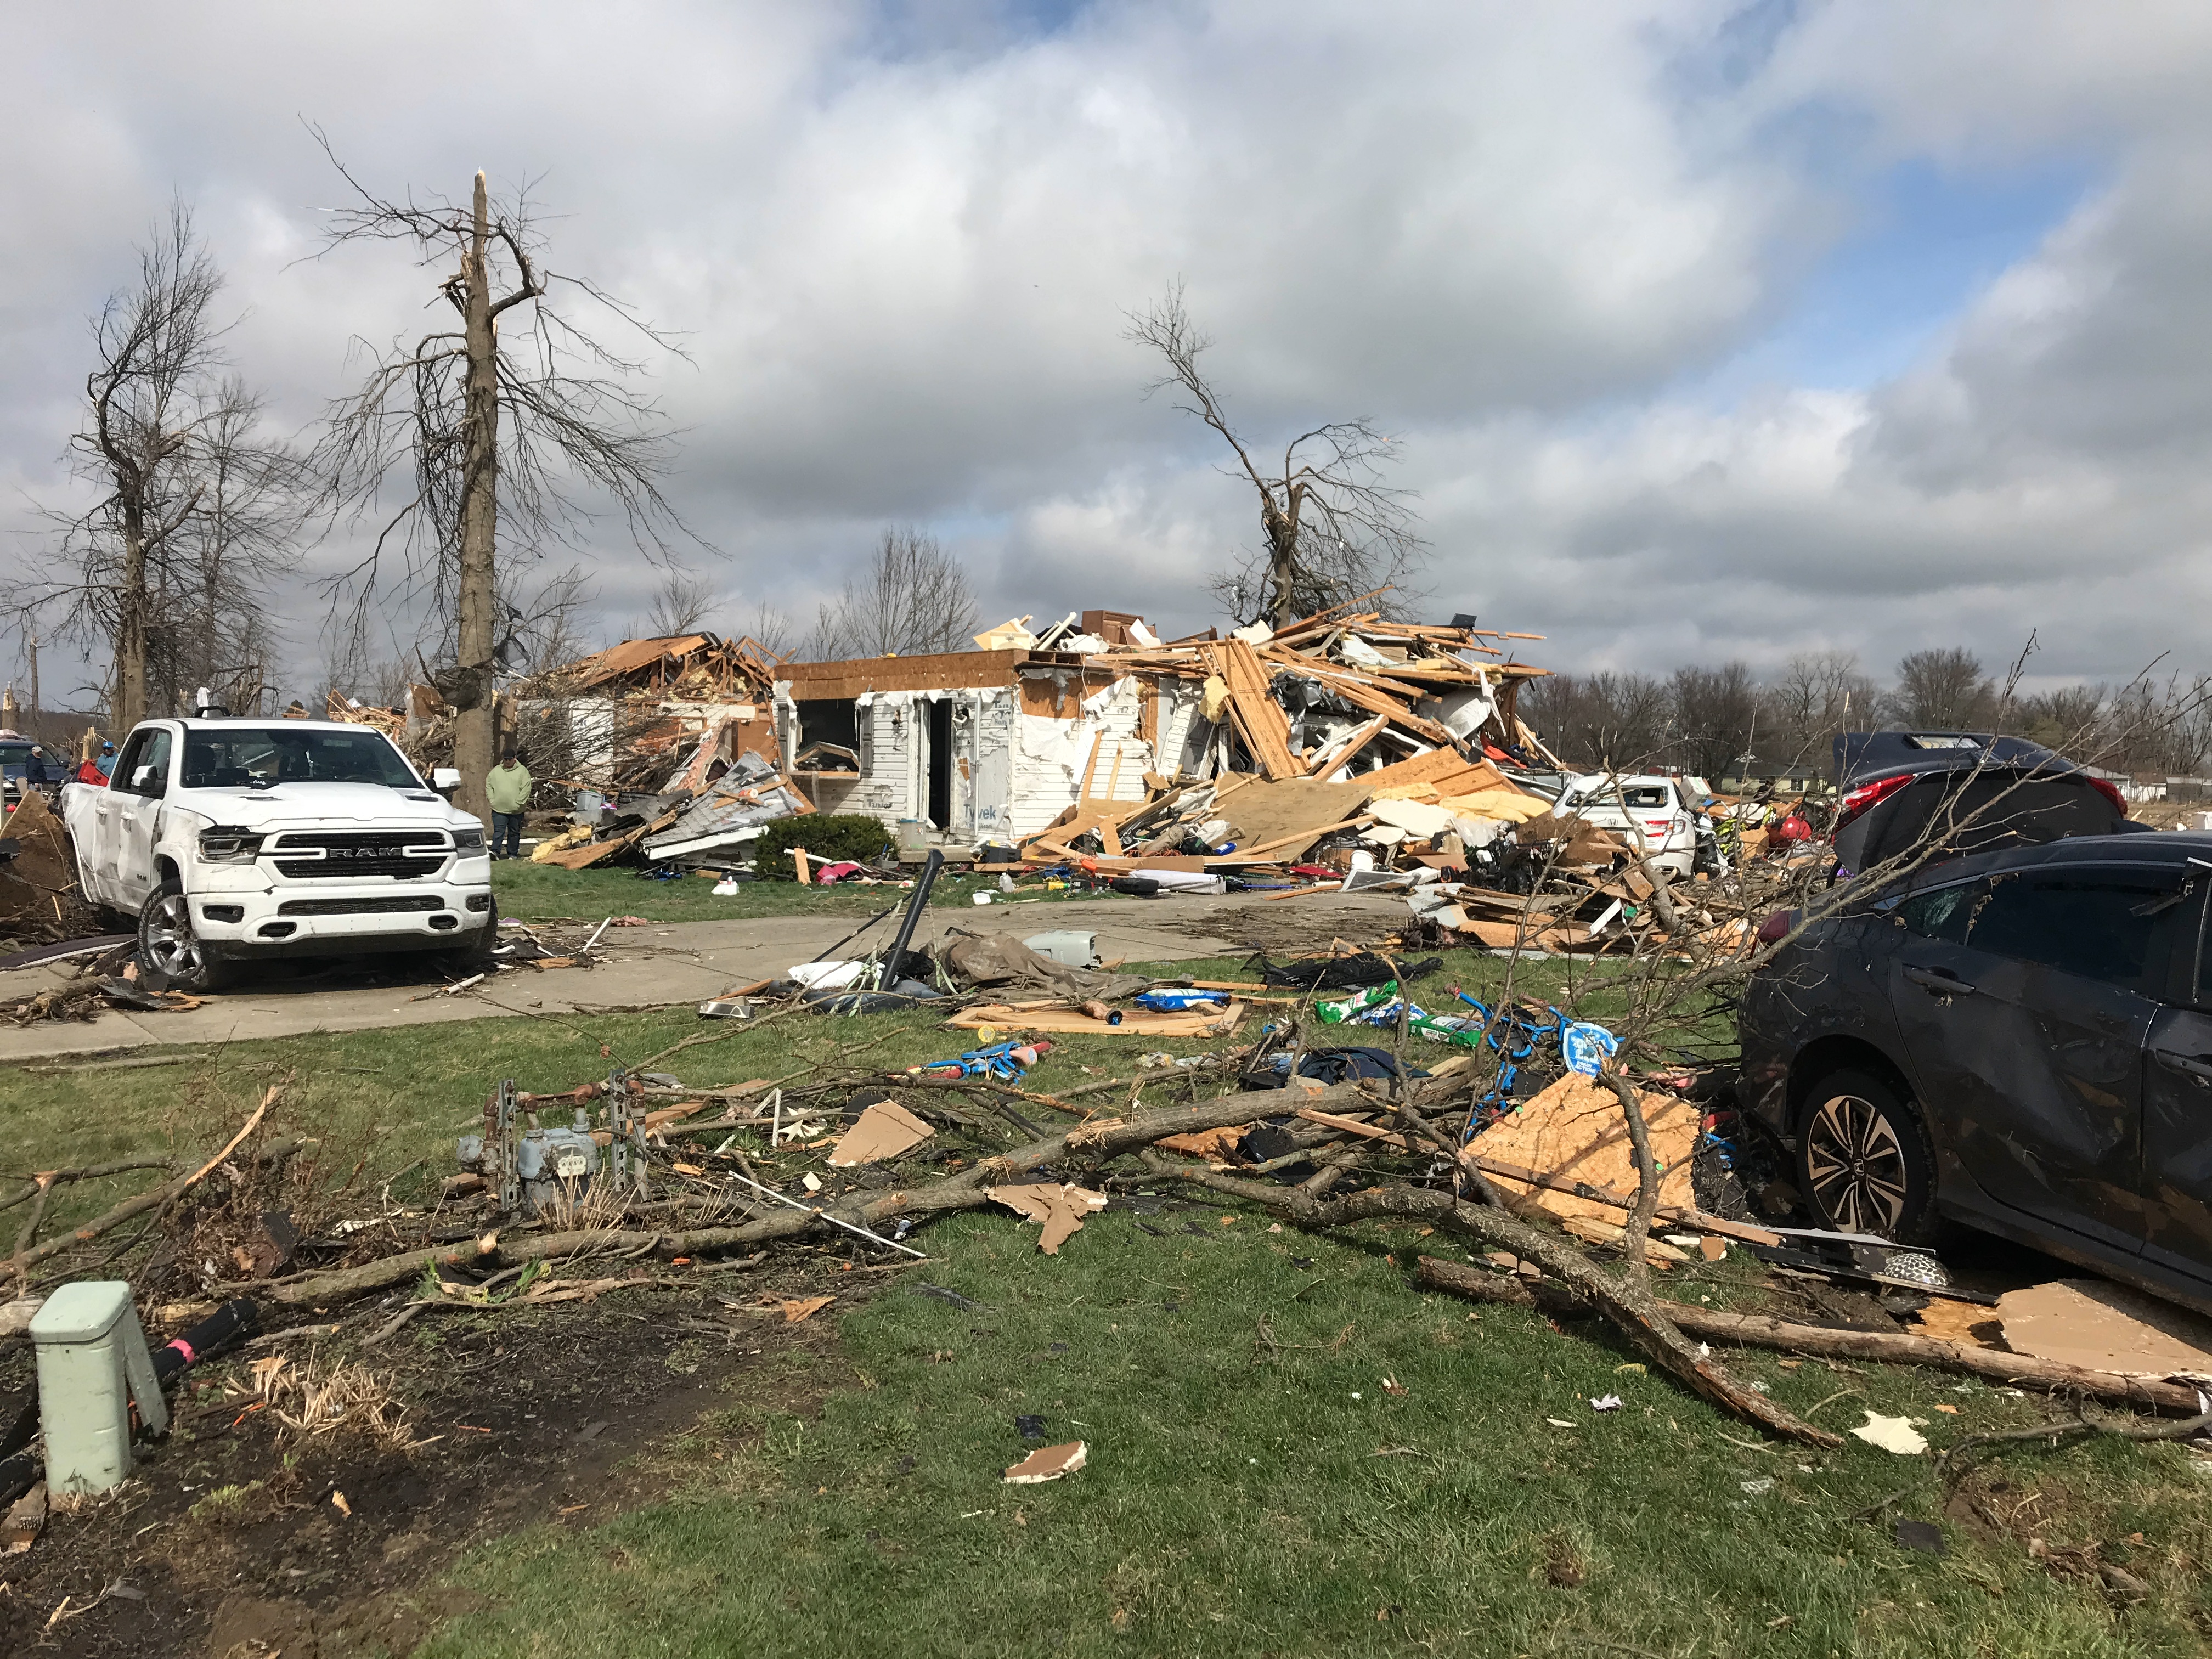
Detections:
[0, 891, 1409, 1064]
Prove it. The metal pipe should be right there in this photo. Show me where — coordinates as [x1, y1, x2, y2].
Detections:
[877, 848, 943, 987]
[725, 1169, 927, 1259]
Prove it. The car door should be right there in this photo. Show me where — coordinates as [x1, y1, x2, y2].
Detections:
[2141, 886, 2212, 1286]
[1885, 863, 2187, 1256]
[110, 726, 173, 915]
[87, 733, 151, 893]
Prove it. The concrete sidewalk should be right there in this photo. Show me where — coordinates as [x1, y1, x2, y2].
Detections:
[0, 892, 1406, 1064]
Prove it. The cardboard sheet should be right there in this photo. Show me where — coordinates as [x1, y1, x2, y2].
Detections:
[827, 1099, 936, 1167]
[1996, 1279, 2212, 1378]
[989, 1182, 1109, 1254]
[1468, 1072, 1696, 1222]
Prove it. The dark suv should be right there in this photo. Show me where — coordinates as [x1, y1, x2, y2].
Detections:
[1828, 729, 2133, 877]
[1740, 832, 2212, 1315]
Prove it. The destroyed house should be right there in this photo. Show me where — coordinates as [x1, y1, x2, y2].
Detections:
[774, 611, 1553, 845]
[775, 648, 1200, 843]
[536, 632, 785, 792]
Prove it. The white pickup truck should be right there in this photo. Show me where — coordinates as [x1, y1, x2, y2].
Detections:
[63, 717, 494, 991]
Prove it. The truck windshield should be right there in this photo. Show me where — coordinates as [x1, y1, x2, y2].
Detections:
[180, 727, 421, 790]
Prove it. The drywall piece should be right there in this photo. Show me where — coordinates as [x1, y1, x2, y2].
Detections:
[1996, 1279, 2212, 1378]
[1850, 1412, 1928, 1455]
[827, 1100, 937, 1167]
[1365, 797, 1455, 838]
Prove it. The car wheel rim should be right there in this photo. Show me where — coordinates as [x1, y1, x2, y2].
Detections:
[143, 895, 205, 979]
[1804, 1092, 1909, 1235]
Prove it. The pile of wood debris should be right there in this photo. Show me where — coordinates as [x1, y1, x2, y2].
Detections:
[1017, 605, 1817, 953]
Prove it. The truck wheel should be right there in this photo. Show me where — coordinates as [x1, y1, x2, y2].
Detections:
[138, 882, 234, 994]
[437, 897, 500, 976]
[1795, 1068, 1937, 1243]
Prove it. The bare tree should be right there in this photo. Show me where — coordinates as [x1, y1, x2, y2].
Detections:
[645, 565, 715, 637]
[20, 206, 303, 729]
[1126, 284, 1425, 628]
[1520, 672, 1672, 771]
[1885, 647, 1996, 730]
[311, 139, 696, 821]
[742, 600, 797, 662]
[810, 528, 977, 660]
[505, 566, 599, 678]
[1767, 650, 1873, 768]
[154, 379, 307, 716]
[1668, 662, 1760, 781]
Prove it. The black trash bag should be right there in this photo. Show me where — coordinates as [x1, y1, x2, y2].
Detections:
[1239, 1045, 1432, 1091]
[1257, 952, 1443, 991]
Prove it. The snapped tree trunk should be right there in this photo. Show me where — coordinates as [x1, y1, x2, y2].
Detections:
[453, 168, 500, 827]
[116, 498, 149, 730]
[1263, 488, 1300, 629]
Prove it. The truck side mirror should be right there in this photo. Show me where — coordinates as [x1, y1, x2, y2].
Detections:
[131, 765, 161, 795]
[431, 768, 461, 795]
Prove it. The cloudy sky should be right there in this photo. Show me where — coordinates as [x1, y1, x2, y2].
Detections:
[4, 1, 2209, 708]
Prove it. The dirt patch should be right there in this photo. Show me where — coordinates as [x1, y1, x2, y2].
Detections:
[0, 1257, 874, 1656]
[1177, 899, 1396, 957]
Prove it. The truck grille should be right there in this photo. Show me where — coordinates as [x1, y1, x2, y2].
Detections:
[268, 832, 449, 881]
[276, 895, 448, 916]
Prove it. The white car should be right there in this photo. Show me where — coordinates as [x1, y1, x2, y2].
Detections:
[63, 718, 494, 992]
[1555, 773, 1699, 878]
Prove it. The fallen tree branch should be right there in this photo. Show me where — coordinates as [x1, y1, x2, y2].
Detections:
[1415, 1256, 2209, 1415]
[0, 1159, 175, 1215]
[1601, 1070, 1664, 1293]
[7, 1086, 280, 1281]
[1139, 1152, 1840, 1446]
[228, 1086, 1364, 1307]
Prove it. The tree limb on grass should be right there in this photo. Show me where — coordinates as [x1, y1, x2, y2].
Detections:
[230, 1087, 1353, 1306]
[7, 1086, 279, 1281]
[1415, 1255, 2208, 1415]
[1140, 1150, 1840, 1447]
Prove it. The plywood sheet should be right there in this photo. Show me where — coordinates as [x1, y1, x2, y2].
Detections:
[1469, 1072, 1696, 1222]
[948, 1001, 1246, 1037]
[1216, 776, 1374, 857]
[1996, 1279, 2212, 1378]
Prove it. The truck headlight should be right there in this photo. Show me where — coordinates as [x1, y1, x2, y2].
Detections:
[453, 827, 486, 852]
[198, 827, 265, 862]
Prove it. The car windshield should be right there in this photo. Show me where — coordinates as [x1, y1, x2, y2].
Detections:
[180, 727, 421, 790]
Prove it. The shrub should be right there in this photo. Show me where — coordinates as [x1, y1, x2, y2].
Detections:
[752, 814, 893, 877]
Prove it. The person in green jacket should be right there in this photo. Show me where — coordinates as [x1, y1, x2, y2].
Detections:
[484, 745, 533, 860]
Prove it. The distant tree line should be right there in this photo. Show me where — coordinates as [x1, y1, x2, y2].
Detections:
[1520, 646, 2212, 782]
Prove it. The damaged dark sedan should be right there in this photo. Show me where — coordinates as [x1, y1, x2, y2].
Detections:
[1740, 735, 2212, 1314]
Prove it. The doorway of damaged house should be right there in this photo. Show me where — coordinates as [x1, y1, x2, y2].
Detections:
[926, 697, 953, 833]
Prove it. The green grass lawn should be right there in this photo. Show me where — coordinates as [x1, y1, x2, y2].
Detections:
[8, 969, 2202, 1655]
[411, 1209, 2212, 1659]
[492, 857, 1124, 924]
